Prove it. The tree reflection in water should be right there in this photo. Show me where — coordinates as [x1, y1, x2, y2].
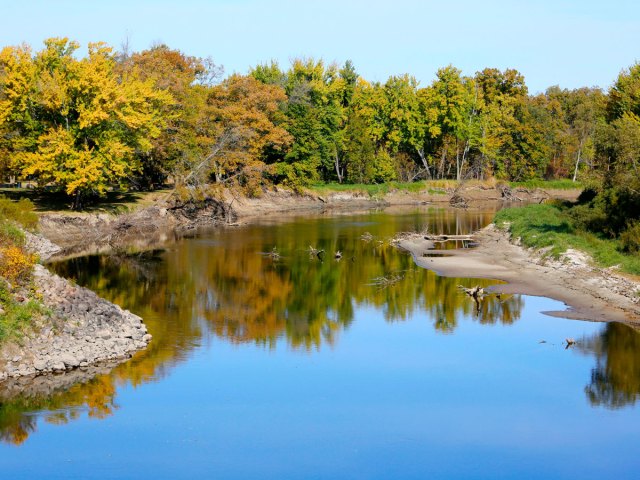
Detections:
[2, 208, 637, 445]
[577, 322, 640, 409]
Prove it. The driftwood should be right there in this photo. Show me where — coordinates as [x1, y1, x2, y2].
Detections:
[368, 273, 404, 289]
[458, 285, 486, 316]
[267, 247, 280, 260]
[360, 232, 374, 242]
[459, 285, 485, 299]
[424, 234, 475, 242]
[449, 193, 469, 209]
[308, 246, 325, 260]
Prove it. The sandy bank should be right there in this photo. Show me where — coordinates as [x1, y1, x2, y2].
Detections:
[397, 225, 640, 324]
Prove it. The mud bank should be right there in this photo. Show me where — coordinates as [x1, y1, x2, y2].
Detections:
[39, 185, 580, 255]
[396, 224, 640, 324]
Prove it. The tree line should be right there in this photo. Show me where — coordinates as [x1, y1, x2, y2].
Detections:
[0, 38, 638, 207]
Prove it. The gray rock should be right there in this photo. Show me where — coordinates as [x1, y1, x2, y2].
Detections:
[52, 362, 65, 371]
[33, 360, 47, 371]
[97, 330, 111, 340]
[59, 353, 79, 368]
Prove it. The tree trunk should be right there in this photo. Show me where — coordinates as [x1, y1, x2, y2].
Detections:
[416, 148, 431, 179]
[438, 140, 448, 179]
[572, 142, 583, 182]
[334, 150, 343, 183]
[73, 190, 82, 211]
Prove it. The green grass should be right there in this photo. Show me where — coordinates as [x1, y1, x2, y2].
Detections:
[309, 180, 454, 196]
[0, 283, 49, 345]
[311, 179, 583, 196]
[509, 179, 582, 190]
[494, 204, 640, 276]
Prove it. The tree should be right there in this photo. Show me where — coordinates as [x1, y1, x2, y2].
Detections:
[175, 74, 292, 196]
[120, 44, 221, 188]
[0, 38, 171, 208]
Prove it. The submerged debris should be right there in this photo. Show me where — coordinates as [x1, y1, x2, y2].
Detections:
[308, 245, 325, 260]
[368, 273, 405, 289]
[360, 232, 374, 242]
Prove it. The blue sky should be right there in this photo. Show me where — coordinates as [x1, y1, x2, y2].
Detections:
[2, 0, 638, 93]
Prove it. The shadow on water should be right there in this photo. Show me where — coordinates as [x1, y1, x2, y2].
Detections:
[1, 206, 639, 445]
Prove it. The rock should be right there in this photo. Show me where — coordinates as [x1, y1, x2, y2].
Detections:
[97, 330, 111, 340]
[142, 334, 152, 343]
[12, 356, 21, 363]
[52, 362, 65, 371]
[33, 360, 47, 371]
[59, 353, 79, 368]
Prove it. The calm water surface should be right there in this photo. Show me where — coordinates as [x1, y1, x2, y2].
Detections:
[1, 206, 639, 479]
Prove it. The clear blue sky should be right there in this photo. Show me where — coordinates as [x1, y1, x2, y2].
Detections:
[2, 0, 639, 93]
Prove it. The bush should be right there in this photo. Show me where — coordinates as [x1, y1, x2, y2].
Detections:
[0, 246, 36, 284]
[0, 196, 38, 230]
[566, 203, 608, 234]
[0, 221, 26, 247]
[620, 222, 640, 254]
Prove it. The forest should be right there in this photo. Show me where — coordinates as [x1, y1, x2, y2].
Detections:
[0, 37, 638, 244]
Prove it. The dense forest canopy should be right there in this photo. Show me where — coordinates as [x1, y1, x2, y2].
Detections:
[0, 38, 638, 209]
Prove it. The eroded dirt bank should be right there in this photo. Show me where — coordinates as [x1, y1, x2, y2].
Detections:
[40, 184, 580, 255]
[396, 225, 640, 324]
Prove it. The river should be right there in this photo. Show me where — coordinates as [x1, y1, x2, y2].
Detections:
[1, 205, 639, 479]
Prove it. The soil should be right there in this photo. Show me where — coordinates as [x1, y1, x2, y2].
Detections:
[396, 225, 640, 325]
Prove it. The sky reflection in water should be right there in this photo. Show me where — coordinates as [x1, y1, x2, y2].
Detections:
[0, 206, 639, 479]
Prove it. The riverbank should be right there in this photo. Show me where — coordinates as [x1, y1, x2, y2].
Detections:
[39, 183, 580, 255]
[396, 224, 640, 324]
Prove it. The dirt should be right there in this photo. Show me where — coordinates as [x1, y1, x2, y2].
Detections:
[396, 224, 640, 325]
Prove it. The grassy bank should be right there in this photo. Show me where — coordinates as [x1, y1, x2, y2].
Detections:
[0, 196, 49, 344]
[309, 180, 451, 197]
[310, 179, 582, 196]
[0, 187, 170, 214]
[494, 203, 640, 276]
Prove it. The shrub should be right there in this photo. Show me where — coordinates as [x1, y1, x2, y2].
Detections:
[0, 221, 26, 247]
[0, 246, 36, 284]
[620, 222, 640, 254]
[0, 196, 38, 230]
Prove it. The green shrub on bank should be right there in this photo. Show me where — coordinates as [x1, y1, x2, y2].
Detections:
[494, 204, 640, 276]
[620, 222, 640, 254]
[0, 196, 38, 230]
[509, 179, 582, 190]
[0, 282, 47, 344]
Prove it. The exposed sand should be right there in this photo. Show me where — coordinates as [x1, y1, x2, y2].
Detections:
[396, 225, 640, 324]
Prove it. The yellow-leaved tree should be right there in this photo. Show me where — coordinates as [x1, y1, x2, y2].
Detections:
[0, 38, 172, 208]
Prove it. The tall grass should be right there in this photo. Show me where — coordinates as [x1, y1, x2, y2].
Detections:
[509, 179, 582, 190]
[494, 204, 640, 276]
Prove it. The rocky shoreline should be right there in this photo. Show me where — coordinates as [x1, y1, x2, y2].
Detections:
[0, 229, 152, 381]
[0, 264, 152, 381]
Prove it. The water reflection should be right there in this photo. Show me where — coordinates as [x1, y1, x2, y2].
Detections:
[1, 207, 639, 447]
[577, 322, 640, 409]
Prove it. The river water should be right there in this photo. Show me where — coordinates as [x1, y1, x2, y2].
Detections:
[1, 206, 639, 479]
